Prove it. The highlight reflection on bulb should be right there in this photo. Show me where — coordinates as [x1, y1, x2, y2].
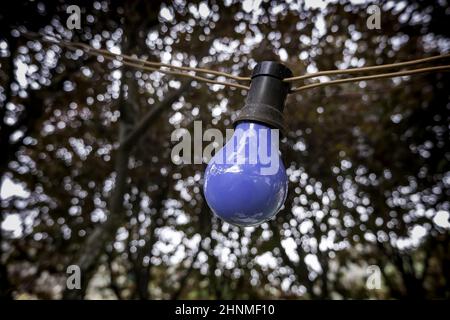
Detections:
[203, 122, 288, 227]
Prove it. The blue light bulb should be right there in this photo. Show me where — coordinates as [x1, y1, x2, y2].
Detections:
[203, 61, 292, 227]
[204, 121, 288, 227]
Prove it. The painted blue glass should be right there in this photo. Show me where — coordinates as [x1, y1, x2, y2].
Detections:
[204, 122, 288, 227]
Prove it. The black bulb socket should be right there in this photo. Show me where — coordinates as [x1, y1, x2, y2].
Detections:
[233, 61, 292, 135]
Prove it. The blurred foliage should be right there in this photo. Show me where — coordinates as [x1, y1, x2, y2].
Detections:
[0, 0, 449, 299]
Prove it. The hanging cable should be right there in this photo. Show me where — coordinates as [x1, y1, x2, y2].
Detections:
[68, 41, 252, 82]
[291, 65, 450, 92]
[82, 46, 251, 90]
[22, 32, 251, 89]
[21, 31, 450, 94]
[284, 53, 450, 82]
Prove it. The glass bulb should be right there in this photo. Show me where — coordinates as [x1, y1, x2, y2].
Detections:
[204, 121, 288, 227]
